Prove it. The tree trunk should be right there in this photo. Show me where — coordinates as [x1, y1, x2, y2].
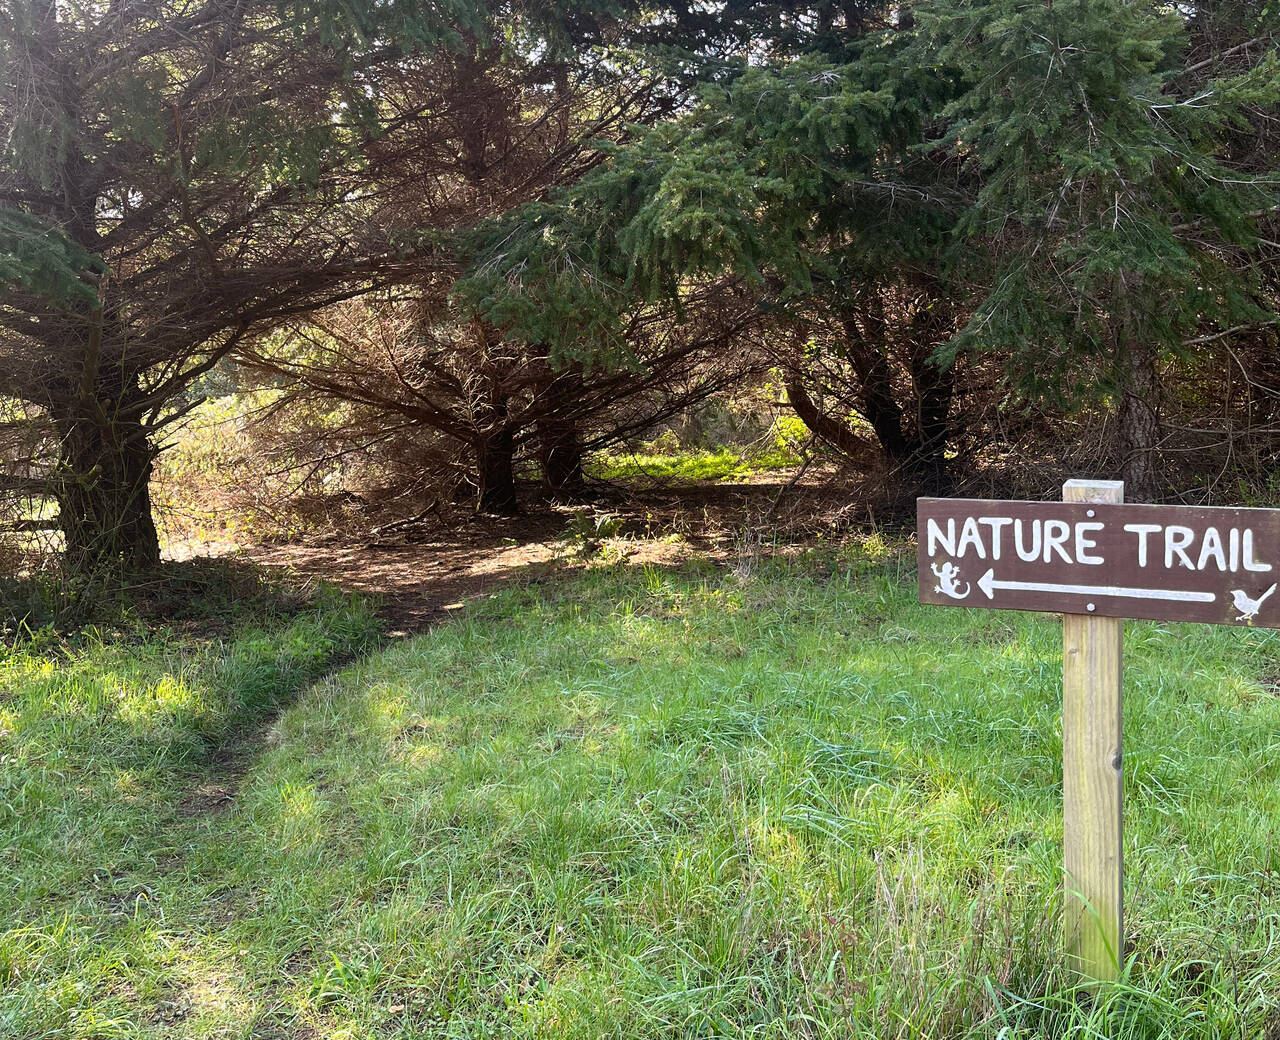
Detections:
[57, 411, 160, 576]
[905, 348, 955, 493]
[538, 416, 584, 496]
[476, 428, 518, 515]
[1117, 341, 1160, 494]
[841, 334, 911, 461]
[784, 378, 878, 463]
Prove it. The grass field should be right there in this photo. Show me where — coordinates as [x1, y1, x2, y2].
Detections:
[587, 444, 802, 484]
[4, 548, 1280, 1038]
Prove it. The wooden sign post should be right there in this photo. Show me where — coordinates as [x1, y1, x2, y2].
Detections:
[917, 481, 1280, 983]
[1060, 479, 1123, 982]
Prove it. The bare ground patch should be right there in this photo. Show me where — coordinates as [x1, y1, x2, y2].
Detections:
[210, 470, 902, 635]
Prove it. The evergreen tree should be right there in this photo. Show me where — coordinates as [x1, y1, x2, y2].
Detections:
[460, 5, 977, 486]
[915, 0, 1280, 489]
[226, 0, 745, 515]
[465, 0, 1280, 492]
[0, 0, 482, 575]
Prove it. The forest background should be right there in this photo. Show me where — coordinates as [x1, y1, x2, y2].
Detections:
[2, 0, 1280, 588]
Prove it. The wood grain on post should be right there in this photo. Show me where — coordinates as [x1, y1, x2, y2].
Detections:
[1061, 478, 1124, 983]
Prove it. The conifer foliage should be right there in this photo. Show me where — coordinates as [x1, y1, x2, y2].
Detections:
[468, 0, 1280, 490]
[916, 0, 1280, 489]
[3, 0, 1280, 576]
[0, 0, 480, 574]
[231, 2, 743, 516]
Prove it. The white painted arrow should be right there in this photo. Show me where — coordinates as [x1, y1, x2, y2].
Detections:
[976, 568, 1216, 604]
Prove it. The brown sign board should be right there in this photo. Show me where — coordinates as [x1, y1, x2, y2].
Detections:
[918, 496, 1280, 627]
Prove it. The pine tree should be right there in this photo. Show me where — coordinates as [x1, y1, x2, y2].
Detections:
[460, 4, 978, 486]
[232, 0, 756, 515]
[0, 0, 481, 575]
[465, 0, 1280, 492]
[914, 0, 1280, 490]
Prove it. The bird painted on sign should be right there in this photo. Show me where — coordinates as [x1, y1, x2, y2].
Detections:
[1230, 583, 1278, 623]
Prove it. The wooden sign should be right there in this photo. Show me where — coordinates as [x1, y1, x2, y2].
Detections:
[918, 495, 1280, 627]
[914, 480, 1280, 987]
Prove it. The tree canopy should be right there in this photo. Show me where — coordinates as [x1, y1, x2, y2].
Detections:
[465, 0, 1280, 487]
[3, 0, 1280, 575]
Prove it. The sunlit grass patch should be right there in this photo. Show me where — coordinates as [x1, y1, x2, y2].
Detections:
[588, 443, 802, 483]
[0, 591, 381, 1038]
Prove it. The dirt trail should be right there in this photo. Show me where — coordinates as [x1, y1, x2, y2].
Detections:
[236, 510, 707, 636]
[171, 527, 572, 815]
[243, 531, 562, 635]
[215, 472, 881, 634]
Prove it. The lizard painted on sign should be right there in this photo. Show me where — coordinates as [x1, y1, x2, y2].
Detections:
[931, 561, 970, 600]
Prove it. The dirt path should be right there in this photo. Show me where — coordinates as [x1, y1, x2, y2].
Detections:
[221, 471, 890, 635]
[239, 518, 565, 635]
[236, 510, 712, 636]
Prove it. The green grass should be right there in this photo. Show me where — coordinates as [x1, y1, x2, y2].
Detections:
[588, 444, 802, 483]
[5, 551, 1280, 1037]
[1, 586, 383, 1038]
